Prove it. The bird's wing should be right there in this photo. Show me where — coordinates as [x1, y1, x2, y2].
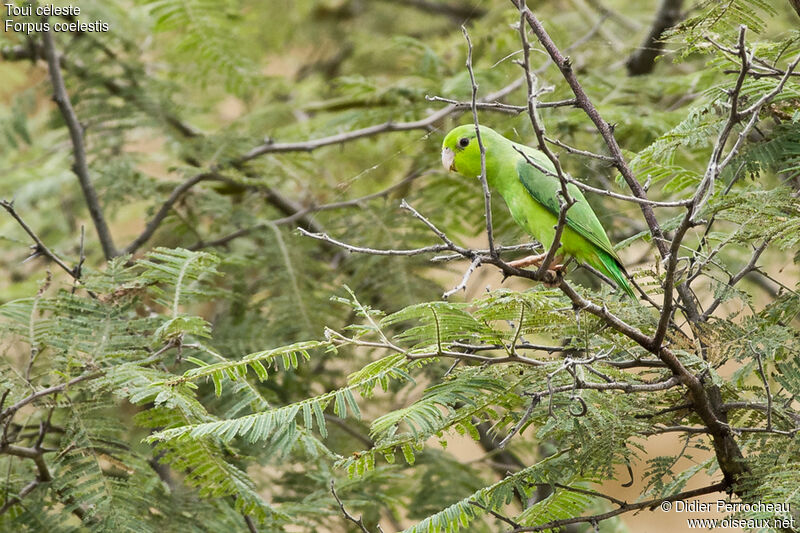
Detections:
[515, 153, 621, 263]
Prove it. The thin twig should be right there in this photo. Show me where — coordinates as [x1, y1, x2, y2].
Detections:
[653, 26, 753, 351]
[498, 393, 540, 448]
[124, 173, 222, 255]
[516, 5, 575, 276]
[551, 483, 626, 507]
[462, 26, 497, 258]
[443, 256, 482, 299]
[400, 200, 462, 250]
[431, 243, 540, 262]
[236, 79, 524, 164]
[450, 341, 562, 353]
[298, 228, 454, 257]
[425, 95, 577, 113]
[469, 501, 522, 529]
[543, 135, 614, 162]
[0, 372, 102, 422]
[700, 241, 769, 320]
[510, 482, 728, 532]
[750, 343, 772, 432]
[243, 514, 258, 533]
[330, 480, 374, 533]
[0, 201, 76, 279]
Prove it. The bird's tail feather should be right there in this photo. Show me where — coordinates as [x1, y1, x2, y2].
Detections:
[594, 250, 635, 299]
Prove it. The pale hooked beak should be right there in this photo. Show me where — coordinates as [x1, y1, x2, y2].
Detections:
[441, 147, 456, 172]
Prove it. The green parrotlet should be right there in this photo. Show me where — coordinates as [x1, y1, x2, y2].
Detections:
[441, 124, 635, 298]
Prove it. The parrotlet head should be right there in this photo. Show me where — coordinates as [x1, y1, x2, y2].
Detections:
[441, 124, 498, 178]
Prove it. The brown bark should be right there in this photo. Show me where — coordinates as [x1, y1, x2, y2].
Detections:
[625, 0, 685, 76]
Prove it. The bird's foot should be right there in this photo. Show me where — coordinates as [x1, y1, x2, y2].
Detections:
[507, 253, 546, 269]
[542, 268, 564, 288]
[507, 254, 565, 287]
[508, 254, 565, 272]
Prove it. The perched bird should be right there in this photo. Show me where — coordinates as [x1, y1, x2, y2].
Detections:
[441, 124, 635, 298]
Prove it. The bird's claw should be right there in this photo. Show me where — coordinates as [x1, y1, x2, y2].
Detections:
[542, 268, 563, 288]
[508, 253, 546, 269]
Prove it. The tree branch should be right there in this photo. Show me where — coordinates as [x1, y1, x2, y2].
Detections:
[0, 372, 102, 422]
[625, 0, 685, 76]
[426, 95, 577, 113]
[655, 29, 799, 347]
[235, 80, 523, 164]
[123, 173, 222, 255]
[516, 3, 576, 276]
[700, 240, 769, 320]
[509, 482, 728, 532]
[41, 27, 117, 259]
[1, 200, 77, 279]
[462, 26, 497, 258]
[443, 256, 482, 299]
[376, 0, 486, 21]
[514, 3, 670, 257]
[330, 480, 377, 533]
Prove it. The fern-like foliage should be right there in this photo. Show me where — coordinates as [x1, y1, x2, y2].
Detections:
[670, 0, 778, 49]
[141, 0, 260, 95]
[2, 1, 800, 531]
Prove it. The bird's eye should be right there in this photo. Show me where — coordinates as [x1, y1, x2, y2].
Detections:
[458, 137, 470, 148]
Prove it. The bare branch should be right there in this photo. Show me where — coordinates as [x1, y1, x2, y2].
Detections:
[656, 31, 799, 348]
[469, 501, 522, 529]
[41, 27, 117, 259]
[516, 4, 576, 276]
[450, 341, 563, 353]
[123, 173, 221, 255]
[700, 240, 769, 320]
[431, 243, 541, 262]
[653, 27, 749, 351]
[497, 393, 540, 448]
[625, 0, 685, 76]
[298, 228, 454, 257]
[751, 342, 773, 432]
[0, 372, 101, 422]
[550, 482, 626, 507]
[376, 0, 486, 21]
[426, 95, 577, 113]
[543, 135, 614, 162]
[400, 199, 463, 251]
[462, 26, 497, 258]
[330, 480, 375, 533]
[1, 200, 77, 279]
[443, 256, 482, 299]
[236, 79, 524, 164]
[510, 482, 728, 532]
